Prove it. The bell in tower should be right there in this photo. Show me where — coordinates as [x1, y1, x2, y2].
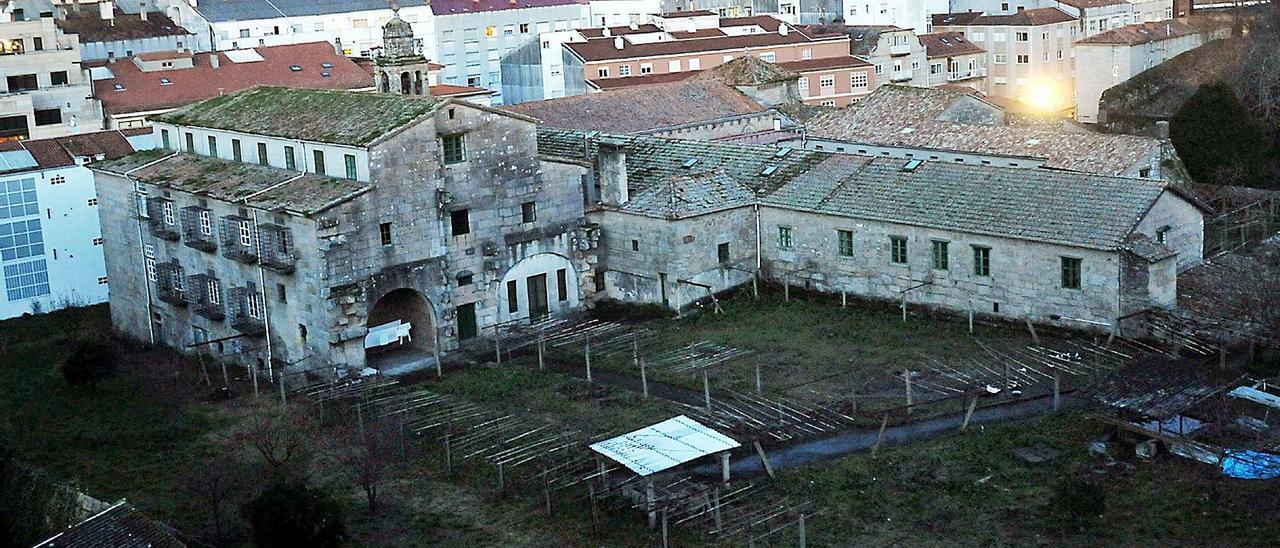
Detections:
[375, 0, 432, 96]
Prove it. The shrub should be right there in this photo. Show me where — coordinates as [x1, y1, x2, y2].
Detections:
[241, 482, 346, 548]
[1170, 82, 1276, 188]
[59, 341, 118, 387]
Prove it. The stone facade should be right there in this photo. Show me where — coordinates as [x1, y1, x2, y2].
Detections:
[95, 93, 593, 376]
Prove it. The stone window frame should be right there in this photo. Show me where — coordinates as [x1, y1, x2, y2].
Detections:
[379, 222, 393, 246]
[521, 201, 537, 223]
[889, 236, 908, 265]
[777, 226, 793, 250]
[441, 133, 467, 165]
[931, 239, 949, 270]
[1061, 256, 1082, 290]
[507, 280, 519, 313]
[450, 208, 471, 236]
[837, 229, 854, 257]
[972, 245, 991, 277]
[717, 242, 730, 264]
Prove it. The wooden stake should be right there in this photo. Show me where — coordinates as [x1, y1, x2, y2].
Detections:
[585, 336, 592, 384]
[250, 359, 259, 398]
[646, 478, 656, 528]
[904, 369, 913, 413]
[589, 483, 599, 531]
[841, 288, 847, 308]
[278, 369, 287, 407]
[494, 323, 502, 365]
[713, 486, 723, 532]
[537, 331, 545, 372]
[661, 507, 669, 548]
[433, 326, 443, 378]
[752, 274, 759, 299]
[444, 432, 453, 476]
[901, 292, 907, 323]
[967, 300, 974, 334]
[1025, 316, 1040, 346]
[753, 440, 775, 479]
[640, 357, 649, 399]
[798, 513, 807, 548]
[543, 467, 552, 516]
[497, 462, 505, 492]
[961, 396, 978, 431]
[784, 273, 790, 301]
[1052, 368, 1061, 411]
[872, 415, 888, 457]
[755, 360, 763, 394]
[720, 451, 731, 483]
[703, 369, 712, 410]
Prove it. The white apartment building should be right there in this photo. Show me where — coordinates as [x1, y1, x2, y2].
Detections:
[0, 128, 153, 319]
[152, 0, 437, 59]
[947, 0, 1175, 36]
[588, 0, 662, 26]
[933, 7, 1077, 111]
[1074, 20, 1228, 123]
[0, 10, 103, 140]
[840, 0, 949, 32]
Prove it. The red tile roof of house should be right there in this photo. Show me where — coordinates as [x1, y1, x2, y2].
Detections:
[580, 24, 663, 38]
[659, 9, 717, 16]
[1077, 20, 1202, 45]
[0, 129, 138, 173]
[430, 0, 585, 15]
[508, 78, 766, 134]
[933, 7, 1076, 27]
[1056, 0, 1129, 8]
[56, 8, 192, 42]
[919, 31, 986, 58]
[588, 71, 697, 90]
[94, 42, 372, 115]
[565, 25, 845, 62]
[775, 56, 872, 72]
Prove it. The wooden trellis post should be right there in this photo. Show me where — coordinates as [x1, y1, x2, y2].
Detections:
[537, 330, 545, 372]
[872, 415, 889, 457]
[585, 335, 592, 384]
[703, 369, 712, 410]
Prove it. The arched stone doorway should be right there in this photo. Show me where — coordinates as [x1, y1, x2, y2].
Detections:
[365, 288, 437, 375]
[498, 253, 580, 324]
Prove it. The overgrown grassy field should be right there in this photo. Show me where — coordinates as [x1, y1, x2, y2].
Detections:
[4, 304, 1277, 547]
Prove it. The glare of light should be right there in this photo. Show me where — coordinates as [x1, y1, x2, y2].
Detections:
[1025, 82, 1058, 113]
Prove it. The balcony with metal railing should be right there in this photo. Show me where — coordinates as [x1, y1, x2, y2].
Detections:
[257, 223, 296, 274]
[180, 206, 217, 252]
[219, 216, 257, 264]
[187, 273, 225, 321]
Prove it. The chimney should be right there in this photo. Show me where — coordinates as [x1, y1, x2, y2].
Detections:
[107, 51, 116, 63]
[613, 36, 623, 49]
[629, 21, 638, 30]
[779, 24, 789, 36]
[603, 27, 611, 37]
[99, 1, 114, 24]
[1156, 120, 1170, 140]
[209, 52, 219, 68]
[598, 141, 629, 206]
[1016, 6, 1024, 12]
[334, 37, 343, 55]
[140, 4, 148, 21]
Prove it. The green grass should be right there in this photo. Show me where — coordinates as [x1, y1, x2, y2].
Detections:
[776, 412, 1280, 546]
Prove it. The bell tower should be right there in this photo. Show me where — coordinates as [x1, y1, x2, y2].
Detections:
[375, 1, 432, 96]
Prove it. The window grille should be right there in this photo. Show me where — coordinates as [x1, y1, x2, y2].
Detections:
[180, 206, 216, 252]
[187, 273, 225, 320]
[229, 285, 266, 335]
[219, 215, 257, 263]
[155, 261, 186, 305]
[145, 197, 179, 240]
[257, 223, 296, 274]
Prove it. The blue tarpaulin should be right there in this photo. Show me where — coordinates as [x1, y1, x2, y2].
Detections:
[1221, 449, 1280, 479]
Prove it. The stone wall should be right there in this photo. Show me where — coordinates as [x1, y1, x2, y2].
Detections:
[1134, 189, 1205, 271]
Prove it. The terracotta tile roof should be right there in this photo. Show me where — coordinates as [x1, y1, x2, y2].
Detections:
[933, 8, 1075, 27]
[659, 9, 717, 17]
[136, 50, 192, 61]
[153, 86, 444, 146]
[507, 78, 766, 134]
[919, 31, 985, 58]
[579, 24, 663, 37]
[430, 84, 495, 97]
[799, 25, 904, 56]
[566, 29, 844, 62]
[804, 85, 1164, 176]
[0, 130, 137, 173]
[94, 42, 372, 115]
[589, 71, 697, 90]
[56, 9, 192, 42]
[193, 0, 428, 23]
[33, 502, 184, 548]
[775, 56, 872, 72]
[430, 0, 585, 15]
[1057, 0, 1128, 8]
[1077, 20, 1202, 45]
[700, 56, 799, 85]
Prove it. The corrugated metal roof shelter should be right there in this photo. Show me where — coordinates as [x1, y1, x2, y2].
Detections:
[590, 415, 739, 476]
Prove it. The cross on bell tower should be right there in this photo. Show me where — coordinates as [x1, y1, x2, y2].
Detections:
[375, 0, 432, 96]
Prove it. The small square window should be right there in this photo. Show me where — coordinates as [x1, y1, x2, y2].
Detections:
[379, 222, 393, 246]
[457, 273, 474, 286]
[777, 226, 793, 249]
[717, 242, 730, 264]
[521, 201, 536, 223]
[631, 239, 639, 251]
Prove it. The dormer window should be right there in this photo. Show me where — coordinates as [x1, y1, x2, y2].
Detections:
[321, 62, 333, 68]
[159, 78, 171, 85]
[289, 65, 302, 72]
[113, 83, 125, 91]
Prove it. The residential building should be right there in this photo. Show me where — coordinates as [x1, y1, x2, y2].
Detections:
[804, 25, 930, 88]
[947, 0, 1174, 36]
[57, 2, 197, 61]
[919, 30, 987, 91]
[506, 71, 801, 142]
[1128, 0, 1176, 22]
[151, 0, 437, 58]
[541, 128, 1206, 329]
[656, 2, 848, 25]
[0, 10, 104, 140]
[932, 7, 1078, 111]
[588, 0, 663, 26]
[793, 85, 1178, 179]
[840, 0, 950, 32]
[91, 42, 373, 129]
[430, 0, 590, 105]
[540, 13, 852, 101]
[0, 128, 154, 319]
[91, 87, 594, 377]
[1074, 20, 1228, 123]
[777, 55, 874, 105]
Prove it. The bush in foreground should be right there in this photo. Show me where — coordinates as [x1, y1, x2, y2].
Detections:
[242, 482, 346, 548]
[58, 341, 118, 387]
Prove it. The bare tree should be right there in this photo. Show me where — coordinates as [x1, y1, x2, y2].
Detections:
[239, 406, 316, 480]
[323, 413, 401, 514]
[181, 453, 248, 544]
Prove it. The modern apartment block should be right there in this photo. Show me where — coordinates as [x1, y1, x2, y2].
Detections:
[919, 31, 987, 91]
[431, 0, 589, 105]
[0, 10, 104, 140]
[810, 25, 930, 88]
[91, 87, 594, 376]
[778, 55, 874, 106]
[840, 0, 949, 31]
[933, 7, 1077, 111]
[947, 0, 1175, 36]
[56, 2, 197, 61]
[151, 0, 437, 58]
[1074, 20, 1228, 123]
[511, 12, 855, 102]
[0, 128, 153, 319]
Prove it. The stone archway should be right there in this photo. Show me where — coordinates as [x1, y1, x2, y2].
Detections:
[365, 287, 437, 374]
[498, 253, 580, 324]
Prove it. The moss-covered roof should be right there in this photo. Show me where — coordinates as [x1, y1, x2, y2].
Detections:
[151, 86, 443, 146]
[95, 151, 369, 215]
